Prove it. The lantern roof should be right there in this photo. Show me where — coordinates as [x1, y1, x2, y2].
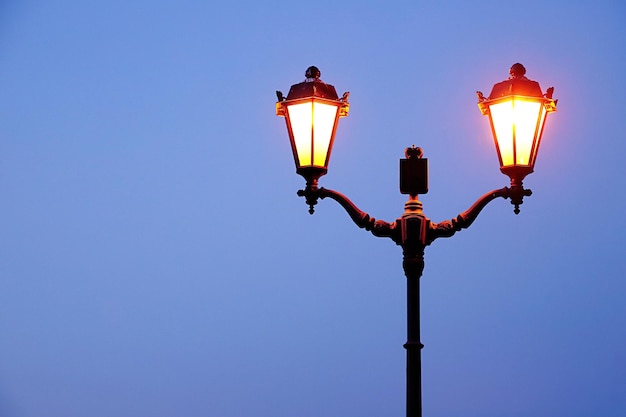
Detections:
[285, 66, 340, 101]
[487, 63, 544, 99]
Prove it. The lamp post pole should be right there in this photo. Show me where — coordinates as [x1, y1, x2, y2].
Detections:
[277, 65, 556, 417]
[402, 223, 425, 417]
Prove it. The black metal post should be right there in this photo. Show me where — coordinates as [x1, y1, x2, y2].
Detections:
[403, 247, 425, 417]
[399, 190, 428, 417]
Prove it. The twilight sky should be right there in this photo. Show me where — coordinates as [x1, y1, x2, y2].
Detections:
[0, 1, 625, 417]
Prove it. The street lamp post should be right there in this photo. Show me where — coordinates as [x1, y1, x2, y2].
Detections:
[276, 64, 556, 417]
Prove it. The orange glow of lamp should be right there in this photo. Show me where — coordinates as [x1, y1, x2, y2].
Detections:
[477, 63, 557, 189]
[276, 66, 349, 188]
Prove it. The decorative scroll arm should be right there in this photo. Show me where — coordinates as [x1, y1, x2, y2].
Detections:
[427, 186, 530, 244]
[320, 188, 398, 239]
[297, 185, 397, 239]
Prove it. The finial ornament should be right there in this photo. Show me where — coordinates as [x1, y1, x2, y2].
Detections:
[405, 145, 424, 159]
[509, 63, 527, 79]
[305, 66, 321, 81]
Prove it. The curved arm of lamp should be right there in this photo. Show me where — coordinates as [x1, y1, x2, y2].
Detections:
[427, 186, 530, 243]
[297, 186, 397, 240]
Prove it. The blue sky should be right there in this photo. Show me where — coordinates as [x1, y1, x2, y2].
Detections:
[0, 1, 625, 416]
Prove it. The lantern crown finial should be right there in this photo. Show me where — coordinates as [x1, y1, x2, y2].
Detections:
[509, 63, 527, 79]
[305, 66, 321, 81]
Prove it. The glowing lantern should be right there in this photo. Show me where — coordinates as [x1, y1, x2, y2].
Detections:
[478, 63, 557, 187]
[276, 66, 349, 186]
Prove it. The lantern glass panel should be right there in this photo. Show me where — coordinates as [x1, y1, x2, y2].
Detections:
[490, 98, 543, 167]
[287, 100, 339, 168]
[490, 100, 514, 166]
[532, 105, 547, 165]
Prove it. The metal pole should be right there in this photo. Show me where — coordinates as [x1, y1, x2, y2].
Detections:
[403, 249, 425, 417]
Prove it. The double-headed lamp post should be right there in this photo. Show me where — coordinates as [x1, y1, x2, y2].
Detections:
[276, 64, 556, 417]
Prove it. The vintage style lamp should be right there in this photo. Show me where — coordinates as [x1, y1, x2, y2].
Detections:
[276, 64, 556, 417]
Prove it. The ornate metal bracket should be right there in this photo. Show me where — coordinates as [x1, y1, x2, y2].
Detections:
[299, 183, 532, 245]
[319, 188, 397, 239]
[299, 177, 532, 248]
[297, 185, 398, 240]
[428, 185, 532, 244]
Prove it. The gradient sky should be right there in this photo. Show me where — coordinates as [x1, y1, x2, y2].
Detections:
[0, 1, 625, 417]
